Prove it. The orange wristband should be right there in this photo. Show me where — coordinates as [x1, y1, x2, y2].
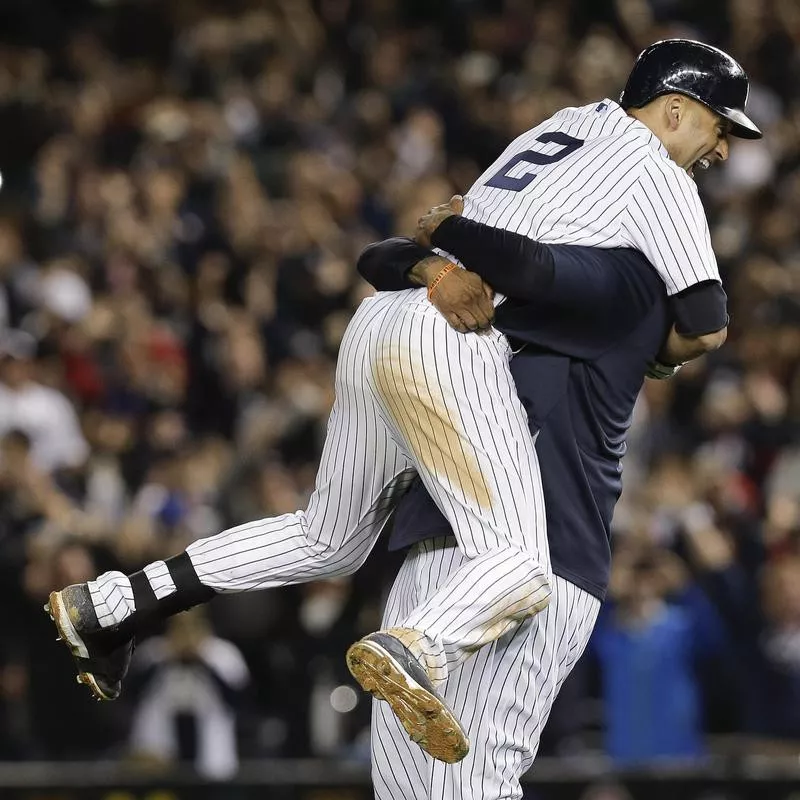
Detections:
[427, 262, 457, 300]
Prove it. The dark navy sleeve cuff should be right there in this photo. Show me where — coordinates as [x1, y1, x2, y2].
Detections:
[356, 237, 431, 291]
[671, 280, 729, 336]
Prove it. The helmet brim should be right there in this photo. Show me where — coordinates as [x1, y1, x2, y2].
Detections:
[719, 106, 762, 139]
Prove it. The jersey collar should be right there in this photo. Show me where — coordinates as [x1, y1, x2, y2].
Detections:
[601, 98, 671, 160]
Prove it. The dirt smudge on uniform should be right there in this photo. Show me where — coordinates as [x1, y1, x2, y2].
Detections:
[372, 343, 493, 512]
[466, 578, 552, 651]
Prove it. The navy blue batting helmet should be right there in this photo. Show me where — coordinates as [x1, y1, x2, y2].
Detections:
[619, 39, 762, 140]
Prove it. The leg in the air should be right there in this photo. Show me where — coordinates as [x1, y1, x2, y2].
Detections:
[47, 294, 415, 699]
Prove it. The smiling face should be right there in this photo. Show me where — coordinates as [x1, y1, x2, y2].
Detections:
[630, 93, 732, 178]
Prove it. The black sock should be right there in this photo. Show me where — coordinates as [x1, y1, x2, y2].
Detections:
[115, 552, 216, 641]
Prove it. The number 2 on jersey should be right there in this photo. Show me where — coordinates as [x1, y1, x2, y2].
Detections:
[485, 132, 585, 191]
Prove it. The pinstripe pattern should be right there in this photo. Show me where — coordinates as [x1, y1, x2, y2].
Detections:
[90, 570, 135, 627]
[89, 288, 551, 682]
[144, 561, 176, 599]
[452, 99, 719, 297]
[373, 538, 600, 800]
[88, 561, 176, 627]
[369, 294, 548, 564]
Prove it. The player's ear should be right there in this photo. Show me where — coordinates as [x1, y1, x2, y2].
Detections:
[665, 94, 683, 131]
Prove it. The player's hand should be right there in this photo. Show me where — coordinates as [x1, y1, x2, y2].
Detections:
[415, 195, 464, 248]
[428, 268, 495, 333]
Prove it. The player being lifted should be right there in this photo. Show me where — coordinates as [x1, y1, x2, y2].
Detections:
[46, 39, 758, 763]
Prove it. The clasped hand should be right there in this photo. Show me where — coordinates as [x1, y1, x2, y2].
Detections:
[413, 196, 495, 333]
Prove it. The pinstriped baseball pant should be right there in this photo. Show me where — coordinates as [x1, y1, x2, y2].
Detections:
[90, 288, 551, 681]
[372, 538, 600, 800]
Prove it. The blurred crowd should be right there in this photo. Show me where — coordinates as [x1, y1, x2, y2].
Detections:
[0, 0, 797, 778]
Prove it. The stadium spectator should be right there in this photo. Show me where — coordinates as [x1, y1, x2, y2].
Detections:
[127, 608, 250, 779]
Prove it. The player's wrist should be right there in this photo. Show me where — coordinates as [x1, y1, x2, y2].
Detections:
[409, 256, 452, 287]
[426, 262, 458, 300]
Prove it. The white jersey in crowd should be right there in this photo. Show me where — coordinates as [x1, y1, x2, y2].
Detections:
[462, 99, 719, 296]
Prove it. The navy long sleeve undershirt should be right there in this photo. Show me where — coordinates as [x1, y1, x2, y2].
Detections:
[356, 216, 555, 299]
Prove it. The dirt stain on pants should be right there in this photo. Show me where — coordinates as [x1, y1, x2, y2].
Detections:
[372, 343, 493, 513]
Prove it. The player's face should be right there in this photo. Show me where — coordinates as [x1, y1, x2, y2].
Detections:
[675, 100, 731, 178]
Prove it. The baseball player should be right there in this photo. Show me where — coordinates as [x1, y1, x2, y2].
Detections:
[45, 38, 756, 765]
[346, 36, 758, 759]
[358, 213, 679, 799]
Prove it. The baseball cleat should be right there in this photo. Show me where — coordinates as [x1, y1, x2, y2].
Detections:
[346, 631, 469, 763]
[45, 583, 133, 701]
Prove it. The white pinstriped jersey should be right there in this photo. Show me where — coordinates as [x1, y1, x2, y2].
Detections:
[462, 99, 719, 296]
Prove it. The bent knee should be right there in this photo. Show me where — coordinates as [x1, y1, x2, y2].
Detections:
[500, 548, 552, 617]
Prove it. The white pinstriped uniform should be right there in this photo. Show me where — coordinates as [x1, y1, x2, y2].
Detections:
[373, 540, 599, 800]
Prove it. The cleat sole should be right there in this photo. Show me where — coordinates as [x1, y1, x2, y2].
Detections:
[46, 591, 113, 702]
[346, 640, 469, 764]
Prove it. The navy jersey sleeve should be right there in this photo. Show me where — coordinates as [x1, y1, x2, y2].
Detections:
[496, 244, 668, 359]
[357, 237, 429, 290]
[358, 222, 555, 296]
[543, 245, 663, 319]
[431, 216, 554, 298]
[670, 280, 728, 336]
